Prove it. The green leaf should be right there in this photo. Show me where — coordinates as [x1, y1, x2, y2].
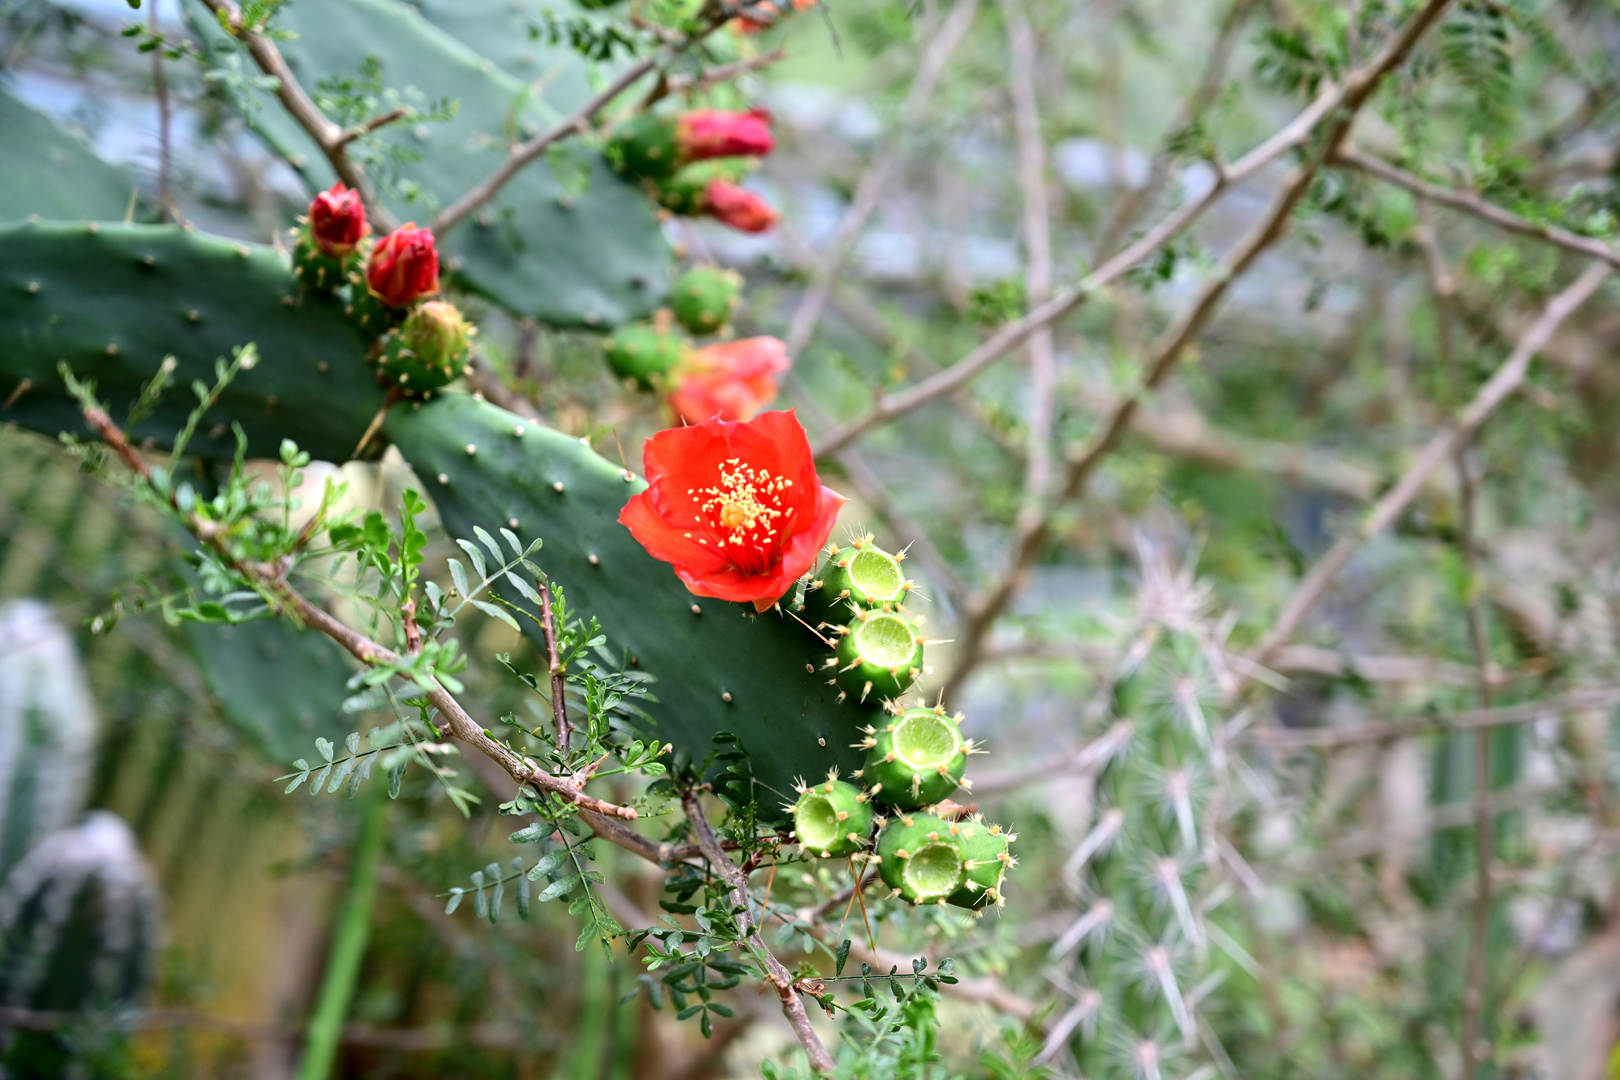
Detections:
[469, 599, 520, 631]
[835, 938, 851, 977]
[447, 558, 469, 598]
[536, 874, 580, 903]
[456, 539, 488, 580]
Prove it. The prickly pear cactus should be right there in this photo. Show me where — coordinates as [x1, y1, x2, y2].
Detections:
[0, 601, 96, 883]
[0, 812, 160, 1017]
[0, 89, 135, 224]
[0, 222, 382, 462]
[384, 394, 884, 809]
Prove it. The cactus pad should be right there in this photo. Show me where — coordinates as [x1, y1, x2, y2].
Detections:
[383, 394, 883, 814]
[790, 774, 873, 858]
[875, 812, 968, 905]
[0, 88, 135, 224]
[834, 610, 924, 702]
[0, 602, 96, 882]
[0, 221, 382, 462]
[861, 706, 965, 810]
[670, 266, 742, 335]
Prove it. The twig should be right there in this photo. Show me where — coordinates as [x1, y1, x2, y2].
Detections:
[782, 0, 982, 359]
[538, 577, 574, 750]
[76, 403, 637, 824]
[662, 49, 786, 96]
[1250, 260, 1612, 669]
[680, 790, 836, 1075]
[1000, 0, 1057, 507]
[430, 18, 729, 237]
[1244, 686, 1620, 750]
[195, 0, 388, 224]
[812, 0, 1456, 462]
[335, 106, 409, 149]
[1334, 147, 1620, 271]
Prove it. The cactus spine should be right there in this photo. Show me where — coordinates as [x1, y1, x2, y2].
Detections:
[0, 601, 96, 882]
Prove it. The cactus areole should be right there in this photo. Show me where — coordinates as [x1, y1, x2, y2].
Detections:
[791, 774, 874, 858]
[863, 706, 966, 809]
[877, 813, 967, 904]
[618, 410, 846, 612]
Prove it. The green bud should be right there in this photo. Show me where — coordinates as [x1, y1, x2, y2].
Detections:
[603, 322, 687, 387]
[875, 812, 967, 905]
[378, 299, 474, 394]
[606, 114, 680, 180]
[811, 537, 911, 622]
[861, 705, 966, 810]
[653, 160, 749, 216]
[947, 817, 1014, 910]
[670, 265, 742, 335]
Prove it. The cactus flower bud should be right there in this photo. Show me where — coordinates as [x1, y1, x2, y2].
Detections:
[704, 181, 780, 233]
[668, 337, 790, 424]
[789, 771, 874, 858]
[308, 182, 368, 256]
[618, 410, 846, 612]
[366, 223, 440, 308]
[875, 812, 968, 905]
[862, 706, 967, 810]
[377, 299, 474, 394]
[604, 322, 688, 387]
[676, 109, 775, 162]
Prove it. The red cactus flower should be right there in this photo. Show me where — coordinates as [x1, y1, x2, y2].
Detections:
[734, 0, 816, 33]
[705, 181, 780, 233]
[676, 109, 775, 162]
[366, 223, 440, 307]
[668, 337, 791, 424]
[619, 410, 846, 612]
[308, 182, 368, 256]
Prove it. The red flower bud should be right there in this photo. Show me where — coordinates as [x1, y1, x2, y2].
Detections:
[365, 224, 440, 308]
[618, 410, 846, 612]
[308, 182, 368, 256]
[676, 109, 775, 162]
[704, 182, 780, 233]
[668, 337, 791, 424]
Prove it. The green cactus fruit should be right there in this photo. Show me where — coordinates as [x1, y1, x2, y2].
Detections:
[834, 609, 924, 703]
[670, 266, 742, 335]
[0, 812, 160, 1016]
[607, 113, 681, 180]
[947, 817, 1015, 910]
[292, 226, 351, 295]
[345, 267, 402, 339]
[603, 322, 687, 387]
[859, 705, 967, 810]
[875, 811, 968, 905]
[376, 300, 474, 394]
[653, 160, 750, 216]
[789, 771, 874, 858]
[0, 601, 95, 883]
[810, 538, 912, 626]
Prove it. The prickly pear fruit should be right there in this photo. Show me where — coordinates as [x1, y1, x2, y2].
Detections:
[607, 113, 682, 180]
[0, 601, 95, 883]
[346, 267, 402, 338]
[376, 300, 474, 394]
[294, 182, 368, 294]
[875, 811, 968, 905]
[811, 537, 911, 623]
[293, 232, 348, 294]
[603, 322, 687, 386]
[653, 160, 750, 217]
[947, 817, 1014, 910]
[834, 608, 923, 702]
[790, 771, 874, 858]
[860, 705, 966, 810]
[670, 265, 742, 335]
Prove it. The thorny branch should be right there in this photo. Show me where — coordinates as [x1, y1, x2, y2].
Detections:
[681, 789, 837, 1075]
[537, 577, 574, 750]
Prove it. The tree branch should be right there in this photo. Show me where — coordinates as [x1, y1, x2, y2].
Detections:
[680, 790, 836, 1075]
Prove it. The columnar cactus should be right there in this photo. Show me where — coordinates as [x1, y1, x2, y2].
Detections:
[0, 601, 96, 882]
[0, 812, 160, 1016]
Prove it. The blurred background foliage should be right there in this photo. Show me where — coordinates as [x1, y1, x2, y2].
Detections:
[5, 0, 1620, 1077]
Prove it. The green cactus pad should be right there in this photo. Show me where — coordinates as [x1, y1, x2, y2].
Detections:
[861, 706, 966, 810]
[191, 0, 670, 328]
[0, 221, 383, 463]
[603, 323, 687, 386]
[670, 266, 742, 335]
[834, 610, 924, 702]
[0, 602, 96, 882]
[383, 394, 884, 816]
[0, 88, 136, 224]
[0, 812, 159, 1014]
[875, 812, 968, 905]
[607, 114, 682, 180]
[947, 818, 1013, 910]
[791, 775, 874, 858]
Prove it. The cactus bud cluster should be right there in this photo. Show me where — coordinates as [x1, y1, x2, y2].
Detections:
[377, 299, 475, 393]
[781, 538, 1016, 910]
[293, 182, 370, 292]
[607, 108, 781, 234]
